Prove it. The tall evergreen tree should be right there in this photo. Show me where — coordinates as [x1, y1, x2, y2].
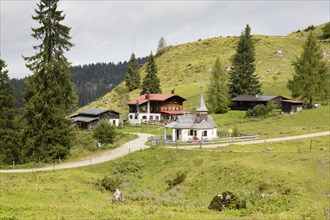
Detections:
[229, 24, 261, 98]
[125, 53, 140, 91]
[22, 0, 77, 162]
[287, 32, 329, 107]
[207, 58, 230, 114]
[141, 52, 162, 94]
[0, 59, 21, 164]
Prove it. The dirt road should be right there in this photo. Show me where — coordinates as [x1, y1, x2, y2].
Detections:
[1, 131, 329, 173]
[167, 131, 330, 149]
[0, 133, 152, 173]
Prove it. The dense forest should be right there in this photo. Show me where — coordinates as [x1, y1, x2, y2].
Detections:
[10, 57, 147, 108]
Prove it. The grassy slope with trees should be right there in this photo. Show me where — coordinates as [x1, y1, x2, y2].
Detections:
[79, 23, 329, 114]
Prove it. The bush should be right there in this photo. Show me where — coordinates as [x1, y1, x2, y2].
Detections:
[246, 105, 269, 118]
[92, 120, 117, 144]
[112, 159, 144, 177]
[96, 175, 123, 192]
[166, 171, 187, 188]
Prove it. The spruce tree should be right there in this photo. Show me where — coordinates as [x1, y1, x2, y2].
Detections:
[207, 58, 230, 114]
[125, 53, 140, 91]
[141, 52, 162, 94]
[0, 59, 21, 164]
[287, 32, 329, 107]
[22, 0, 77, 162]
[229, 24, 261, 98]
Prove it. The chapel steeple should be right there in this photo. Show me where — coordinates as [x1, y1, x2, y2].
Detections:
[195, 87, 208, 122]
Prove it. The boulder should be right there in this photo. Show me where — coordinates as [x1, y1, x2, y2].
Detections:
[208, 191, 238, 211]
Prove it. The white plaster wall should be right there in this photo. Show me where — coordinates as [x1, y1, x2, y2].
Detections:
[128, 113, 161, 124]
[109, 119, 120, 127]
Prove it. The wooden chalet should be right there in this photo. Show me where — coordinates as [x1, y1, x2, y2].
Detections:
[281, 100, 303, 114]
[127, 91, 190, 124]
[231, 95, 287, 110]
[71, 108, 120, 130]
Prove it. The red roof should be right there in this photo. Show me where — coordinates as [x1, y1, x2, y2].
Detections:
[161, 110, 191, 115]
[282, 100, 303, 104]
[127, 94, 186, 105]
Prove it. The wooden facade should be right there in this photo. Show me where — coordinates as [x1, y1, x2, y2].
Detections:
[231, 95, 287, 110]
[71, 108, 120, 129]
[282, 100, 303, 114]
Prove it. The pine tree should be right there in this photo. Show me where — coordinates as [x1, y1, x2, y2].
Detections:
[207, 58, 230, 114]
[141, 52, 162, 94]
[287, 32, 329, 107]
[125, 53, 140, 91]
[0, 59, 21, 164]
[229, 24, 261, 98]
[22, 0, 77, 162]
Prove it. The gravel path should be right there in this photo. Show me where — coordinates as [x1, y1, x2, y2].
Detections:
[1, 131, 329, 173]
[0, 133, 152, 173]
[167, 131, 330, 150]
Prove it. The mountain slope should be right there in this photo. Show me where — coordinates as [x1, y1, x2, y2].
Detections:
[78, 23, 330, 116]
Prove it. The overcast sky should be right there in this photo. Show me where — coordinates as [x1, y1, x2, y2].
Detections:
[1, 0, 329, 79]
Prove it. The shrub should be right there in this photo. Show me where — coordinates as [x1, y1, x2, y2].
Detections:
[166, 171, 187, 188]
[96, 175, 123, 192]
[246, 105, 269, 118]
[92, 120, 117, 144]
[112, 159, 144, 176]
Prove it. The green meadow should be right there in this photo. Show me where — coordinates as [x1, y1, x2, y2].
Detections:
[1, 136, 329, 219]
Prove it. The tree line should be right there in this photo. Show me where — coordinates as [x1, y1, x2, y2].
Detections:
[10, 58, 147, 108]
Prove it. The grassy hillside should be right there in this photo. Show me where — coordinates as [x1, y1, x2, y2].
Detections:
[76, 23, 329, 117]
[1, 136, 329, 219]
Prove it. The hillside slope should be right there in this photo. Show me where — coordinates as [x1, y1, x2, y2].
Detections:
[79, 23, 330, 116]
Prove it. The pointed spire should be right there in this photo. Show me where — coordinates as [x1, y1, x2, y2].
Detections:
[196, 86, 208, 112]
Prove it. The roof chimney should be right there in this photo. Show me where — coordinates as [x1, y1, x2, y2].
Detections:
[145, 91, 150, 100]
[171, 88, 175, 94]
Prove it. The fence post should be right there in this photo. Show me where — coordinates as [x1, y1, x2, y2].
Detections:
[309, 139, 313, 152]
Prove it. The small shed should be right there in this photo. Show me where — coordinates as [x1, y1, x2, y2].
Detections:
[281, 100, 303, 114]
[71, 108, 120, 130]
[231, 95, 287, 110]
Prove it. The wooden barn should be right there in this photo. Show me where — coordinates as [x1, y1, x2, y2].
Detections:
[71, 108, 120, 130]
[281, 100, 303, 114]
[231, 95, 287, 110]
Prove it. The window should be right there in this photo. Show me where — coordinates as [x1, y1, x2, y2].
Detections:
[189, 129, 194, 136]
[155, 116, 159, 120]
[142, 116, 147, 119]
[134, 115, 138, 119]
[129, 115, 133, 119]
[203, 130, 207, 136]
[150, 116, 153, 120]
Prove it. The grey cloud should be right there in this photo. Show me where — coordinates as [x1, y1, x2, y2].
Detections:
[1, 1, 328, 79]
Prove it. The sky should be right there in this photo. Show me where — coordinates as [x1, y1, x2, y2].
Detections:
[0, 0, 329, 79]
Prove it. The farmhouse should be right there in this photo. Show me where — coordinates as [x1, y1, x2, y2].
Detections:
[281, 100, 303, 114]
[164, 90, 217, 142]
[127, 90, 190, 124]
[231, 95, 287, 110]
[71, 108, 120, 130]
